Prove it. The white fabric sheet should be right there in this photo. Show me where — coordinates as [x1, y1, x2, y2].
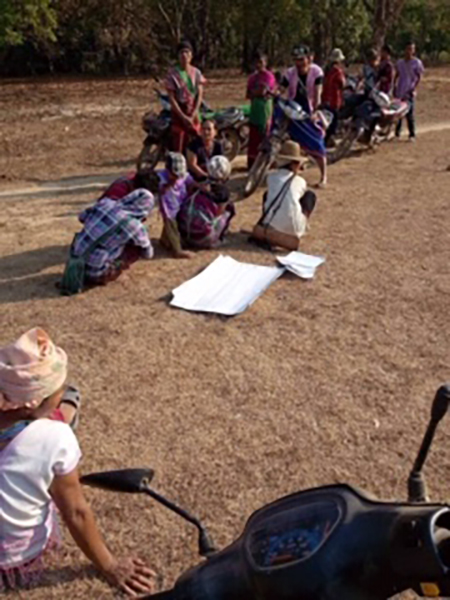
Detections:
[171, 255, 284, 316]
[277, 251, 326, 279]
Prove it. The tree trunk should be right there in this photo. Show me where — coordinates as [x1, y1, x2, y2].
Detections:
[370, 0, 407, 49]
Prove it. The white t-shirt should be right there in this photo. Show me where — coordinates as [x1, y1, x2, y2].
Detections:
[0, 419, 81, 568]
[263, 169, 308, 238]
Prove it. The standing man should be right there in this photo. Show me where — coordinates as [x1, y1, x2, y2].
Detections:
[165, 40, 205, 152]
[394, 41, 425, 141]
[281, 45, 324, 113]
[280, 45, 328, 187]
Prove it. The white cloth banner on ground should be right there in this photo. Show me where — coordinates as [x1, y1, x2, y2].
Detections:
[171, 255, 284, 316]
[276, 251, 326, 279]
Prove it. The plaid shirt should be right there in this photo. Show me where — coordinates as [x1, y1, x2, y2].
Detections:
[73, 189, 154, 278]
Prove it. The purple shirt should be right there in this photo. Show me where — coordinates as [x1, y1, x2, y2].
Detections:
[157, 169, 194, 220]
[395, 58, 424, 99]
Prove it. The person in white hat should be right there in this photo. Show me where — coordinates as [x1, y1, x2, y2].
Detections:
[322, 48, 346, 146]
[250, 140, 317, 251]
[177, 156, 235, 249]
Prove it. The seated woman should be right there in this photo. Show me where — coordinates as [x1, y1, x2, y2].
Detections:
[177, 156, 234, 249]
[250, 141, 316, 251]
[71, 188, 155, 286]
[187, 119, 223, 181]
[0, 328, 155, 595]
[157, 152, 198, 259]
[99, 170, 159, 201]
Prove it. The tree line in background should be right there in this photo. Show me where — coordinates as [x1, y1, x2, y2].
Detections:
[0, 0, 449, 77]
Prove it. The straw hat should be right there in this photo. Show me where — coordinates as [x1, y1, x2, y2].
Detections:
[277, 140, 306, 164]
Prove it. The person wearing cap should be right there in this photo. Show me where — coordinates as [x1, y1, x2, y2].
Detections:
[165, 40, 206, 153]
[281, 45, 324, 114]
[0, 328, 155, 595]
[322, 48, 346, 146]
[249, 141, 317, 251]
[177, 156, 235, 249]
[186, 119, 224, 181]
[278, 45, 328, 186]
[157, 152, 198, 258]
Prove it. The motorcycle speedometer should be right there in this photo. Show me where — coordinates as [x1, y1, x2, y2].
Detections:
[246, 499, 342, 571]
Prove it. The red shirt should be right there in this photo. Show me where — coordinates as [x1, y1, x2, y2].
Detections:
[100, 173, 137, 200]
[322, 65, 346, 110]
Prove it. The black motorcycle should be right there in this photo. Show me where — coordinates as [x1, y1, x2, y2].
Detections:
[82, 384, 450, 600]
[137, 91, 249, 171]
[329, 88, 409, 164]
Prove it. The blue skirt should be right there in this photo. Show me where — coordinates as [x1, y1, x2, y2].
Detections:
[288, 118, 327, 159]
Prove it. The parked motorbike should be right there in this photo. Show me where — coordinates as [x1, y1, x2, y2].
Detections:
[82, 384, 450, 599]
[243, 98, 330, 198]
[137, 90, 250, 171]
[329, 89, 409, 164]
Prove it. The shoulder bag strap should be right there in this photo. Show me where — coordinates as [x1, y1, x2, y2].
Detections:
[257, 173, 295, 227]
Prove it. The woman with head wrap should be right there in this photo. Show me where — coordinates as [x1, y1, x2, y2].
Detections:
[71, 188, 155, 285]
[157, 152, 198, 259]
[0, 328, 155, 595]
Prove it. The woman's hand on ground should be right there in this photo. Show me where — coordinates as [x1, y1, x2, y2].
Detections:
[104, 556, 157, 597]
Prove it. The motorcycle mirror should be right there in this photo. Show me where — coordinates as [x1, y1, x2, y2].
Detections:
[431, 384, 450, 423]
[81, 468, 217, 558]
[80, 468, 155, 494]
[408, 384, 450, 503]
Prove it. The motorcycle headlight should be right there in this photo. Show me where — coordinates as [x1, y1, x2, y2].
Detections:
[280, 100, 307, 121]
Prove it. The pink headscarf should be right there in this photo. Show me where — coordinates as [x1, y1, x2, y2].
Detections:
[0, 328, 67, 410]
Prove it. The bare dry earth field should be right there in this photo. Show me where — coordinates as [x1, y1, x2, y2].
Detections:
[1, 68, 450, 599]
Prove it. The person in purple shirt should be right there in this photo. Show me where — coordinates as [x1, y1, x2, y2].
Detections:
[394, 41, 425, 141]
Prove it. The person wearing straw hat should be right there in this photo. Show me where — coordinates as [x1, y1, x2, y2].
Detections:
[0, 328, 156, 595]
[249, 140, 317, 251]
[322, 48, 346, 146]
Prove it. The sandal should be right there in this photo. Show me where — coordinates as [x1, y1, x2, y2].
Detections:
[59, 385, 82, 431]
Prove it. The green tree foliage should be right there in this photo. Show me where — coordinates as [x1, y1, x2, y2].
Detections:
[0, 0, 448, 76]
[0, 0, 57, 46]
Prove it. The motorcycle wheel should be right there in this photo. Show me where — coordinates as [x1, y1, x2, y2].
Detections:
[137, 142, 163, 171]
[218, 128, 241, 162]
[243, 151, 271, 198]
[329, 128, 360, 163]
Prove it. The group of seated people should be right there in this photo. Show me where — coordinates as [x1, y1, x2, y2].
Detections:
[64, 135, 316, 291]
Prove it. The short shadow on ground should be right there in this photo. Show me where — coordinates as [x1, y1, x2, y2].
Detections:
[0, 245, 67, 304]
[0, 273, 61, 304]
[0, 245, 67, 279]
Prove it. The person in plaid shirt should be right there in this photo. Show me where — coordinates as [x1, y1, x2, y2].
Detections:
[72, 188, 155, 285]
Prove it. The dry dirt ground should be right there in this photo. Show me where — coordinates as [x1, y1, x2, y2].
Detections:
[1, 68, 450, 599]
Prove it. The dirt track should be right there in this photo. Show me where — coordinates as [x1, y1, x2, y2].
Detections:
[1, 69, 450, 599]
